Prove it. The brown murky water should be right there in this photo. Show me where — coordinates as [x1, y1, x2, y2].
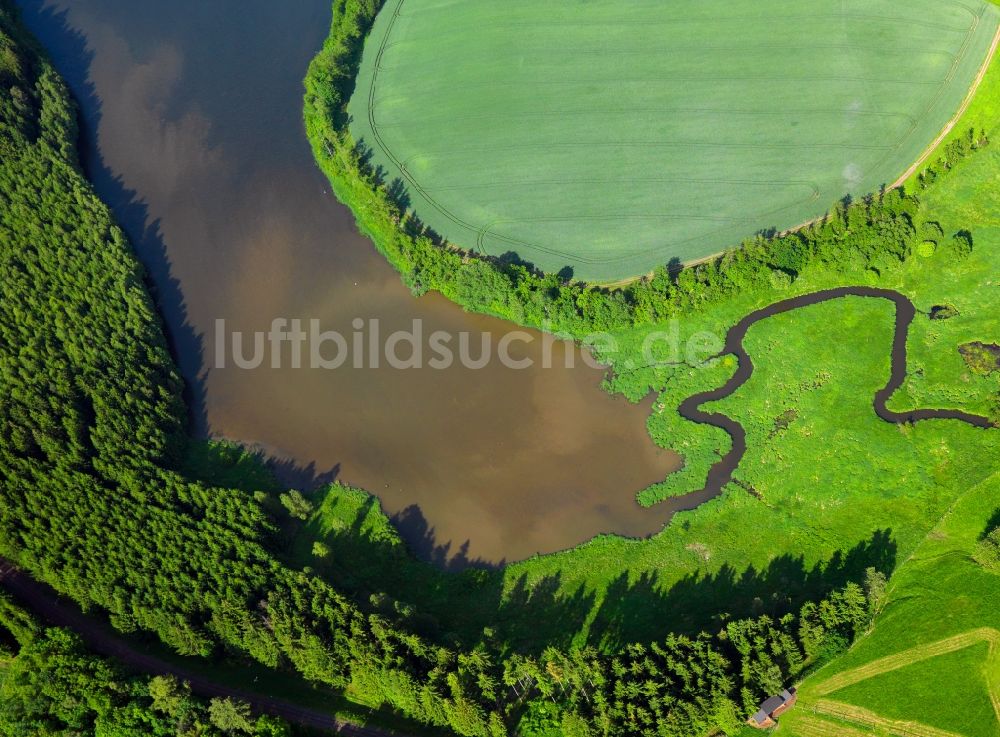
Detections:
[20, 0, 680, 566]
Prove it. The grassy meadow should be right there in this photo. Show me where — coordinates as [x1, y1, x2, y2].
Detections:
[775, 48, 1000, 736]
[290, 281, 995, 654]
[823, 642, 996, 737]
[779, 470, 1000, 737]
[292, 17, 1000, 666]
[349, 0, 1000, 279]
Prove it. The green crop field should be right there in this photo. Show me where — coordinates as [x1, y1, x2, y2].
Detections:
[821, 643, 997, 737]
[348, 0, 1000, 281]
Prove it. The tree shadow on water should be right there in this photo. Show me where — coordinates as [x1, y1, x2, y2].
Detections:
[17, 1, 208, 436]
[267, 457, 341, 493]
[390, 505, 502, 572]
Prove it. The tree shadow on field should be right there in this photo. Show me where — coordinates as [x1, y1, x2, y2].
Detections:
[289, 483, 900, 655]
[494, 573, 596, 653]
[557, 265, 575, 282]
[587, 528, 897, 651]
[354, 139, 382, 180]
[353, 138, 444, 242]
[294, 492, 596, 652]
[981, 508, 1000, 539]
[386, 176, 411, 213]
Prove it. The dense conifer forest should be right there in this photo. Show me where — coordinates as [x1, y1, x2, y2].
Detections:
[3, 0, 998, 735]
[0, 594, 292, 736]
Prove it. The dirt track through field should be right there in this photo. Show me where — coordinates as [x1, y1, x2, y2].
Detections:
[794, 713, 888, 737]
[812, 699, 968, 737]
[813, 627, 1000, 696]
[892, 24, 1000, 188]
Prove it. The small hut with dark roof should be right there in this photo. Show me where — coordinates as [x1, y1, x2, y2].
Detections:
[748, 687, 797, 728]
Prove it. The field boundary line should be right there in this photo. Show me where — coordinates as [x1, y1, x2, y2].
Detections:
[393, 76, 945, 97]
[380, 43, 961, 60]
[813, 628, 999, 696]
[380, 35, 964, 58]
[986, 627, 1000, 725]
[812, 699, 967, 737]
[403, 141, 894, 159]
[423, 178, 820, 194]
[866, 3, 984, 190]
[894, 470, 1000, 573]
[892, 22, 1000, 188]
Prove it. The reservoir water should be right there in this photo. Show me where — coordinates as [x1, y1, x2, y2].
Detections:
[18, 0, 680, 565]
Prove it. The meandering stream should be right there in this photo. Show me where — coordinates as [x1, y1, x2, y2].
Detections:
[676, 286, 993, 501]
